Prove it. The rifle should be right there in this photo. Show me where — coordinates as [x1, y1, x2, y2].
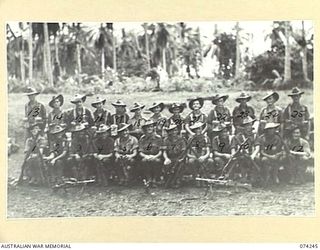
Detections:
[52, 178, 95, 191]
[195, 177, 252, 191]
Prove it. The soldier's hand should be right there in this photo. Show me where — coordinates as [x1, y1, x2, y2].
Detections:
[198, 156, 205, 162]
[164, 158, 171, 165]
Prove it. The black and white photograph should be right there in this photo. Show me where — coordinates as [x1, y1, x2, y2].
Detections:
[7, 21, 314, 218]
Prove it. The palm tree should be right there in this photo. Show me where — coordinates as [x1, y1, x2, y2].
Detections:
[301, 21, 309, 81]
[28, 22, 33, 83]
[142, 23, 151, 70]
[284, 21, 291, 83]
[43, 23, 53, 86]
[18, 22, 25, 83]
[234, 22, 241, 80]
[156, 23, 170, 73]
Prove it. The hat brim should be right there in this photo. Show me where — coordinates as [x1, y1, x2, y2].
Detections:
[288, 92, 304, 96]
[188, 98, 204, 110]
[71, 96, 86, 104]
[189, 123, 205, 131]
[264, 124, 280, 130]
[263, 92, 279, 102]
[241, 119, 256, 126]
[26, 91, 40, 96]
[165, 125, 179, 131]
[96, 128, 111, 134]
[91, 99, 106, 108]
[50, 128, 66, 134]
[235, 96, 251, 103]
[212, 95, 229, 105]
[117, 124, 132, 133]
[149, 103, 164, 112]
[49, 95, 64, 108]
[130, 105, 145, 112]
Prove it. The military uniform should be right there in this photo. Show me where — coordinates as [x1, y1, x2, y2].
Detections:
[128, 115, 146, 139]
[139, 133, 163, 183]
[185, 112, 207, 129]
[150, 113, 167, 137]
[211, 134, 233, 173]
[93, 109, 112, 127]
[66, 107, 94, 128]
[232, 105, 255, 133]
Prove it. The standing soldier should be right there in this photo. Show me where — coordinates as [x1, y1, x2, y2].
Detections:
[139, 120, 163, 186]
[47, 95, 66, 142]
[285, 126, 312, 185]
[255, 123, 285, 187]
[185, 97, 207, 136]
[23, 122, 47, 185]
[91, 96, 112, 127]
[211, 123, 233, 176]
[24, 87, 46, 136]
[186, 122, 211, 186]
[283, 87, 310, 139]
[66, 94, 94, 129]
[167, 103, 185, 133]
[163, 124, 187, 187]
[128, 102, 146, 139]
[258, 91, 283, 135]
[148, 102, 167, 137]
[93, 124, 114, 186]
[232, 92, 255, 134]
[110, 100, 130, 137]
[230, 117, 260, 183]
[207, 94, 232, 137]
[43, 125, 68, 186]
[114, 123, 139, 186]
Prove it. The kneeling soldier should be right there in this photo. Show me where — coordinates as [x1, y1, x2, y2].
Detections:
[114, 123, 138, 186]
[93, 124, 114, 186]
[139, 120, 163, 186]
[211, 123, 233, 176]
[23, 122, 47, 186]
[255, 123, 285, 187]
[163, 124, 187, 187]
[285, 126, 312, 185]
[43, 125, 68, 186]
[186, 122, 211, 186]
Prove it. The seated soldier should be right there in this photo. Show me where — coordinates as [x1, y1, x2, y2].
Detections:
[211, 123, 233, 176]
[128, 102, 146, 139]
[23, 122, 47, 186]
[185, 97, 207, 136]
[255, 123, 285, 187]
[186, 122, 211, 186]
[92, 124, 114, 186]
[285, 126, 312, 185]
[283, 87, 310, 139]
[258, 91, 283, 135]
[139, 120, 163, 187]
[232, 92, 255, 135]
[91, 96, 112, 127]
[230, 117, 260, 184]
[163, 124, 187, 188]
[207, 94, 232, 137]
[114, 123, 138, 186]
[67, 123, 92, 181]
[148, 102, 167, 137]
[43, 124, 68, 186]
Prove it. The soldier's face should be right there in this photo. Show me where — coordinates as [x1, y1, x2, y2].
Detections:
[239, 100, 247, 105]
[292, 128, 301, 140]
[291, 95, 301, 103]
[266, 96, 275, 105]
[217, 98, 224, 107]
[31, 126, 40, 136]
[116, 106, 125, 113]
[135, 109, 141, 116]
[56, 132, 64, 139]
[220, 129, 228, 138]
[28, 95, 36, 102]
[172, 107, 180, 115]
[265, 128, 275, 136]
[244, 124, 252, 133]
[75, 101, 83, 108]
[95, 103, 102, 109]
[121, 129, 129, 138]
[152, 106, 161, 114]
[53, 99, 61, 108]
[146, 125, 154, 134]
[194, 127, 202, 135]
[192, 101, 201, 110]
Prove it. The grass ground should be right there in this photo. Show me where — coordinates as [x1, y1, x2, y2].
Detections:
[7, 88, 315, 217]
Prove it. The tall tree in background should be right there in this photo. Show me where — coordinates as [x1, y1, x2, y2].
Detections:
[43, 23, 53, 86]
[234, 22, 241, 80]
[156, 23, 170, 73]
[301, 21, 309, 81]
[107, 23, 117, 73]
[28, 22, 33, 83]
[143, 23, 151, 70]
[284, 21, 291, 83]
[19, 22, 25, 84]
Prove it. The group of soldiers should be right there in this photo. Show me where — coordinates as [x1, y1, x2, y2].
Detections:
[20, 86, 313, 189]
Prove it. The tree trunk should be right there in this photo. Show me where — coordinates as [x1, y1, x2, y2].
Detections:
[112, 30, 117, 73]
[76, 43, 81, 84]
[143, 24, 151, 71]
[284, 21, 291, 83]
[20, 37, 25, 83]
[301, 21, 309, 82]
[28, 22, 33, 83]
[162, 47, 166, 73]
[235, 22, 241, 80]
[43, 23, 53, 86]
[101, 47, 105, 82]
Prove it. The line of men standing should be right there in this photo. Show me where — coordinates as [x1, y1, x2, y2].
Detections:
[21, 86, 312, 188]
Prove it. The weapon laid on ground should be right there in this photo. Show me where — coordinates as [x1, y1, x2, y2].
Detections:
[52, 178, 95, 191]
[195, 177, 253, 192]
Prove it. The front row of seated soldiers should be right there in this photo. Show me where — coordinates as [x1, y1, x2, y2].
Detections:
[22, 116, 311, 188]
